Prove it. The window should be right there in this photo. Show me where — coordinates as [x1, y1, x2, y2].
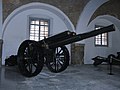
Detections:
[95, 25, 108, 46]
[29, 18, 50, 41]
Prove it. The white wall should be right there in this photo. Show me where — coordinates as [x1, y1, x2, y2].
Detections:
[2, 3, 74, 65]
[84, 18, 120, 64]
[111, 27, 120, 54]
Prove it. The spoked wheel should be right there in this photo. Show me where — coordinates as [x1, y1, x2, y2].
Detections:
[46, 46, 69, 73]
[17, 40, 44, 77]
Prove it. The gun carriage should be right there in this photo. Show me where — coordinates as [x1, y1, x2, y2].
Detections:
[17, 24, 115, 77]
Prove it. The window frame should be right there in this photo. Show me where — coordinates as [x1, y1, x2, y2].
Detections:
[29, 17, 50, 41]
[94, 25, 109, 47]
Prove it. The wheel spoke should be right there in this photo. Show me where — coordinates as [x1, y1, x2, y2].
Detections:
[56, 48, 63, 55]
[28, 63, 32, 73]
[33, 63, 37, 68]
[58, 49, 62, 54]
[56, 62, 59, 71]
[57, 58, 64, 67]
[54, 58, 57, 71]
[49, 62, 54, 67]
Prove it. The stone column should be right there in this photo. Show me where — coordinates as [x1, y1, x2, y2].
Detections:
[71, 43, 85, 65]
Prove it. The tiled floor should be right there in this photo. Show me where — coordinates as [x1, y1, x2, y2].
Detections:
[0, 65, 120, 90]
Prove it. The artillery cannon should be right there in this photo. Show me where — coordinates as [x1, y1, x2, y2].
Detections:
[17, 24, 115, 77]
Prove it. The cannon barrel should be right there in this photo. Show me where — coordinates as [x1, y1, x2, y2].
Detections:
[49, 24, 115, 48]
[40, 31, 76, 45]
